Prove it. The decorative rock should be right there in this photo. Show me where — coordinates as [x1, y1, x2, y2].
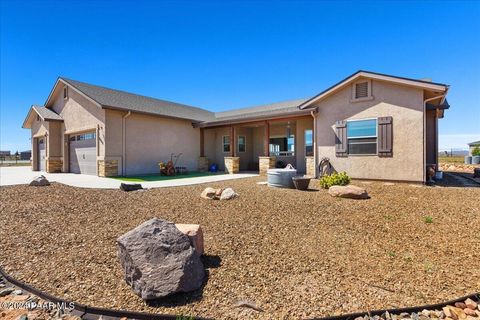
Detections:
[120, 183, 143, 192]
[464, 309, 476, 316]
[455, 302, 467, 309]
[328, 185, 369, 199]
[12, 289, 23, 295]
[215, 188, 224, 198]
[220, 187, 238, 200]
[201, 187, 217, 200]
[175, 224, 204, 256]
[117, 218, 205, 300]
[29, 175, 50, 187]
[465, 298, 478, 310]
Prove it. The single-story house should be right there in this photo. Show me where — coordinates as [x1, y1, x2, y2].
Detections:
[22, 70, 450, 183]
[20, 150, 32, 161]
[468, 140, 480, 155]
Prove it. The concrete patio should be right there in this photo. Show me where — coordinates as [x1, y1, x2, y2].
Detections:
[0, 166, 258, 189]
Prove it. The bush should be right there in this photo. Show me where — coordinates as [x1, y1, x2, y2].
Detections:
[319, 172, 351, 189]
[472, 146, 480, 156]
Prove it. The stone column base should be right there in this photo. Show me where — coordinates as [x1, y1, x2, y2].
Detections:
[198, 157, 209, 172]
[259, 156, 276, 175]
[98, 160, 119, 177]
[224, 157, 239, 174]
[46, 159, 63, 173]
[306, 156, 316, 178]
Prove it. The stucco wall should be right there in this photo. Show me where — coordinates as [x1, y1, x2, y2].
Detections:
[314, 79, 425, 182]
[113, 112, 200, 175]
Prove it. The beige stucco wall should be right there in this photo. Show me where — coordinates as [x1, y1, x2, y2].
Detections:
[314, 79, 425, 182]
[107, 111, 200, 175]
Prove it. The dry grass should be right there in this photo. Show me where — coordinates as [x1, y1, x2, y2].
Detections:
[0, 178, 479, 319]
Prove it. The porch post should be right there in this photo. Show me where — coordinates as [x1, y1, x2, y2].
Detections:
[230, 126, 236, 157]
[200, 128, 205, 157]
[264, 120, 269, 156]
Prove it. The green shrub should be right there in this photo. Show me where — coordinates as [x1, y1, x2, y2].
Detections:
[472, 146, 480, 156]
[319, 172, 351, 189]
[424, 216, 433, 224]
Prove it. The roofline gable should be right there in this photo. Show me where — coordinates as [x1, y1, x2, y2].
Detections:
[44, 77, 103, 109]
[299, 70, 449, 109]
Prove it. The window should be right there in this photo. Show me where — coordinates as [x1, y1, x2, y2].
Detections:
[72, 132, 96, 142]
[269, 136, 295, 156]
[238, 135, 246, 153]
[305, 129, 313, 156]
[347, 119, 377, 155]
[222, 136, 230, 153]
[63, 86, 68, 100]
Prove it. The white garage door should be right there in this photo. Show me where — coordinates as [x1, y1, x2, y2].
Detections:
[69, 132, 96, 175]
[38, 138, 46, 171]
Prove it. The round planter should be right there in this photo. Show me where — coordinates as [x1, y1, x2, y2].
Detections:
[292, 176, 311, 190]
[267, 168, 297, 188]
[465, 156, 472, 164]
[472, 156, 480, 165]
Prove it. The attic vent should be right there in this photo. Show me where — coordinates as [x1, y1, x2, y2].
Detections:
[355, 81, 369, 98]
[63, 86, 68, 100]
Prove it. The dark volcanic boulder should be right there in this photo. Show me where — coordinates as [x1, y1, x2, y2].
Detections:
[117, 218, 205, 300]
[29, 175, 50, 187]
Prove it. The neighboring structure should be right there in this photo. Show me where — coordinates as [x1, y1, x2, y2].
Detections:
[0, 150, 11, 158]
[22, 71, 450, 183]
[20, 150, 32, 161]
[469, 141, 480, 155]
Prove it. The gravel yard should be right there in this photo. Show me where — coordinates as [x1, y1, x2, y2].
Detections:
[0, 177, 479, 319]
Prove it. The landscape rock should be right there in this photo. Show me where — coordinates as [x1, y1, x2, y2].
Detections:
[465, 298, 478, 310]
[119, 183, 143, 192]
[220, 187, 238, 200]
[328, 185, 369, 199]
[0, 287, 14, 297]
[29, 175, 50, 187]
[201, 187, 217, 200]
[175, 224, 205, 256]
[117, 218, 205, 300]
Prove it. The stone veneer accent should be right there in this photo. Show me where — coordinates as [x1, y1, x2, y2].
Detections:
[258, 156, 276, 175]
[46, 159, 63, 173]
[98, 160, 118, 177]
[224, 157, 239, 174]
[305, 156, 316, 178]
[198, 157, 209, 172]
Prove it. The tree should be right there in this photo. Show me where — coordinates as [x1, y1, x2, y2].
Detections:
[472, 146, 480, 157]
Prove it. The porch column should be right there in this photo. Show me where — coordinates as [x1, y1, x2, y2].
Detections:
[230, 126, 236, 157]
[259, 120, 275, 175]
[198, 127, 209, 172]
[224, 126, 239, 174]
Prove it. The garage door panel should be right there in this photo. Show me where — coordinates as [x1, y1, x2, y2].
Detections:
[69, 133, 96, 175]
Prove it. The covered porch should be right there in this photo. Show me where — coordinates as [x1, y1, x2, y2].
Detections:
[198, 115, 315, 176]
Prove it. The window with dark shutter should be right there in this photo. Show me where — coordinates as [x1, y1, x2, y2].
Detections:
[355, 81, 369, 98]
[377, 117, 393, 157]
[346, 119, 377, 155]
[335, 120, 348, 157]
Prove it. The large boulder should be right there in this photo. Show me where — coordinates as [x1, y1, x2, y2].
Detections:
[29, 175, 50, 187]
[220, 188, 238, 200]
[201, 187, 217, 200]
[328, 185, 369, 199]
[117, 218, 205, 300]
[175, 224, 204, 256]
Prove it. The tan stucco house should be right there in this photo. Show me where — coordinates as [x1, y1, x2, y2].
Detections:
[22, 70, 450, 183]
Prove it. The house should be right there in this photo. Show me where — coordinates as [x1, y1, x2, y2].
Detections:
[0, 151, 11, 158]
[22, 70, 450, 183]
[468, 141, 480, 155]
[20, 150, 32, 161]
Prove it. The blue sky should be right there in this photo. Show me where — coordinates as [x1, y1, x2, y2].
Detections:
[1, 0, 479, 152]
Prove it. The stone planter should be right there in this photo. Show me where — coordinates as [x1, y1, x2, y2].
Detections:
[292, 176, 311, 190]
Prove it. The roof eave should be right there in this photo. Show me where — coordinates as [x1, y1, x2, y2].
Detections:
[195, 110, 312, 128]
[101, 105, 212, 123]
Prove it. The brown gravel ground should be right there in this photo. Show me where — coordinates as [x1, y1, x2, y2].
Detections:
[0, 177, 479, 319]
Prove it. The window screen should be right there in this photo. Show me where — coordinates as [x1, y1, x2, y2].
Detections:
[347, 119, 377, 155]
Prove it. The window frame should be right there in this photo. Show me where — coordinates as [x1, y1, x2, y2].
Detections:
[304, 129, 313, 157]
[222, 135, 230, 153]
[63, 86, 68, 100]
[346, 118, 378, 156]
[237, 135, 246, 153]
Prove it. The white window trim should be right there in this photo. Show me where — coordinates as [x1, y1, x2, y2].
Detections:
[63, 86, 68, 100]
[346, 118, 378, 156]
[350, 79, 373, 103]
[222, 135, 230, 153]
[237, 135, 246, 153]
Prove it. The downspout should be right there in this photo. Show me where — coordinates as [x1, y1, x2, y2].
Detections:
[310, 109, 318, 178]
[423, 92, 447, 183]
[96, 124, 100, 175]
[122, 111, 131, 176]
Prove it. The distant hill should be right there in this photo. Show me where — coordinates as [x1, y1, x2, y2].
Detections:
[438, 149, 469, 156]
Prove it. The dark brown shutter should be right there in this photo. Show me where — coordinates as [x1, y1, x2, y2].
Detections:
[378, 116, 393, 157]
[335, 120, 348, 157]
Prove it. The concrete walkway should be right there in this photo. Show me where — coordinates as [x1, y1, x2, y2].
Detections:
[0, 166, 258, 189]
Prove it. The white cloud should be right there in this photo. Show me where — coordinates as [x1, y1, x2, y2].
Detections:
[439, 134, 480, 150]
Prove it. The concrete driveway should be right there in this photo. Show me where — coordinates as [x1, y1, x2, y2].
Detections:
[0, 166, 258, 189]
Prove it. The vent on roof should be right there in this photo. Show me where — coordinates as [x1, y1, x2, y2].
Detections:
[355, 81, 369, 99]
